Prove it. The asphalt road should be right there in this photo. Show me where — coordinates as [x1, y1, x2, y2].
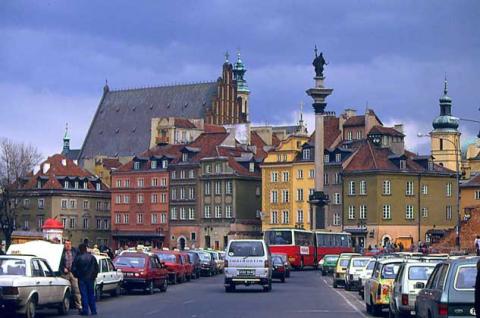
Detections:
[36, 271, 384, 318]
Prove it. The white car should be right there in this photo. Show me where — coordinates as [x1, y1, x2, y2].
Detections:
[224, 240, 272, 292]
[0, 255, 71, 318]
[93, 253, 123, 300]
[345, 256, 372, 291]
[359, 258, 376, 299]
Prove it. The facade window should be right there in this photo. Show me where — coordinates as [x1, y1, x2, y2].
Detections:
[160, 178, 167, 187]
[61, 199, 68, 209]
[282, 190, 289, 203]
[334, 173, 341, 184]
[74, 181, 79, 189]
[160, 213, 167, 224]
[204, 206, 211, 218]
[446, 182, 452, 197]
[115, 213, 121, 224]
[324, 154, 330, 163]
[61, 217, 67, 228]
[356, 131, 362, 140]
[309, 169, 315, 178]
[151, 160, 157, 169]
[188, 208, 195, 220]
[124, 213, 129, 224]
[382, 205, 391, 219]
[215, 163, 222, 174]
[406, 181, 414, 196]
[151, 178, 158, 187]
[38, 199, 45, 209]
[170, 207, 177, 220]
[116, 179, 122, 188]
[96, 201, 101, 210]
[137, 193, 144, 204]
[69, 218, 76, 229]
[334, 193, 341, 205]
[205, 164, 212, 174]
[214, 206, 222, 218]
[96, 218, 102, 229]
[225, 181, 233, 194]
[125, 179, 130, 188]
[215, 181, 222, 195]
[171, 188, 177, 200]
[446, 206, 452, 220]
[180, 170, 186, 179]
[137, 213, 144, 224]
[360, 180, 367, 195]
[137, 178, 144, 188]
[182, 153, 188, 162]
[171, 171, 176, 179]
[83, 200, 89, 209]
[180, 208, 187, 220]
[405, 205, 414, 219]
[151, 213, 158, 224]
[421, 207, 428, 218]
[296, 210, 304, 223]
[302, 148, 311, 160]
[124, 195, 130, 204]
[333, 213, 340, 226]
[271, 172, 278, 183]
[96, 182, 101, 191]
[271, 190, 278, 203]
[296, 188, 304, 201]
[180, 188, 186, 200]
[249, 162, 255, 173]
[347, 131, 352, 141]
[204, 182, 211, 195]
[422, 184, 428, 195]
[335, 153, 341, 162]
[348, 181, 355, 195]
[297, 169, 304, 179]
[324, 173, 329, 186]
[309, 188, 314, 196]
[37, 216, 44, 229]
[133, 161, 140, 170]
[189, 187, 195, 199]
[191, 232, 196, 241]
[162, 160, 168, 169]
[282, 172, 289, 182]
[115, 195, 122, 204]
[348, 206, 355, 219]
[189, 170, 194, 179]
[271, 211, 278, 224]
[399, 160, 406, 170]
[160, 193, 167, 203]
[383, 180, 391, 195]
[225, 205, 232, 218]
[282, 210, 289, 224]
[359, 205, 367, 219]
[151, 193, 158, 203]
[475, 190, 480, 200]
[64, 181, 69, 189]
[23, 219, 29, 230]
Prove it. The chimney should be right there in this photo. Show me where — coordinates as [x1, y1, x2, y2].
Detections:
[343, 108, 357, 118]
[42, 163, 50, 174]
[394, 124, 404, 134]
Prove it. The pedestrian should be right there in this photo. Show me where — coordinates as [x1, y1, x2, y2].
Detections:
[72, 243, 99, 316]
[474, 235, 480, 256]
[475, 258, 480, 318]
[399, 242, 404, 252]
[59, 240, 82, 313]
[0, 243, 5, 255]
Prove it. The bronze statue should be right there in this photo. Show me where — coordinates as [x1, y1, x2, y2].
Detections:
[312, 46, 328, 77]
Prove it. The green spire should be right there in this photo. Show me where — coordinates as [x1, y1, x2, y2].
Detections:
[232, 51, 249, 93]
[432, 75, 458, 131]
[63, 123, 70, 154]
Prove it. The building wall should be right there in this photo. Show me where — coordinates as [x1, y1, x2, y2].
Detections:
[431, 131, 461, 172]
[460, 186, 480, 216]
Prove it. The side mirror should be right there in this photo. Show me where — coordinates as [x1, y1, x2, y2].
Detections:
[415, 282, 425, 289]
[116, 268, 122, 273]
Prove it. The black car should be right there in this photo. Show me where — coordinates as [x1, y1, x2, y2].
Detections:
[196, 250, 216, 276]
[186, 251, 201, 279]
[272, 255, 287, 283]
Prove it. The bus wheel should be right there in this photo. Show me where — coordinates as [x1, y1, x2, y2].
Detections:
[300, 259, 304, 271]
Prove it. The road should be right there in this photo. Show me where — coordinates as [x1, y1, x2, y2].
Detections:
[38, 271, 385, 318]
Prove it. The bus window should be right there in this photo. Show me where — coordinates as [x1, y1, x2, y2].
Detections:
[316, 233, 325, 247]
[294, 231, 314, 246]
[265, 230, 293, 245]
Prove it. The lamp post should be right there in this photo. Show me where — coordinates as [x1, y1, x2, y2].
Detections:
[417, 133, 461, 249]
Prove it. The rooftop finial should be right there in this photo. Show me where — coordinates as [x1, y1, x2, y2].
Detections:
[444, 73, 448, 95]
[64, 123, 69, 139]
[225, 51, 230, 63]
[314, 45, 318, 58]
[104, 78, 110, 93]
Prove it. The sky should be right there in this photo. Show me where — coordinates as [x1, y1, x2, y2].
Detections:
[1, 0, 479, 158]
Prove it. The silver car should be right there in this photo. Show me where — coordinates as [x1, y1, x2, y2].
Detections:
[0, 255, 71, 318]
[389, 261, 435, 317]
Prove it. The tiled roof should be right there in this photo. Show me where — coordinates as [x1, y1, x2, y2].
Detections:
[308, 116, 342, 149]
[174, 118, 196, 129]
[343, 115, 365, 127]
[204, 124, 226, 133]
[461, 174, 480, 188]
[79, 82, 218, 158]
[369, 125, 405, 137]
[101, 158, 122, 170]
[116, 144, 184, 172]
[63, 149, 81, 161]
[271, 134, 281, 147]
[250, 131, 268, 160]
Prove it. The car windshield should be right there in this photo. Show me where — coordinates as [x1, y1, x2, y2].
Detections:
[265, 231, 293, 245]
[114, 256, 145, 268]
[339, 259, 350, 267]
[272, 256, 283, 265]
[352, 259, 369, 267]
[0, 258, 26, 276]
[367, 261, 376, 270]
[408, 266, 434, 280]
[228, 241, 265, 257]
[325, 256, 338, 262]
[156, 253, 176, 263]
[273, 254, 287, 262]
[381, 263, 401, 279]
[455, 266, 476, 290]
[198, 253, 211, 261]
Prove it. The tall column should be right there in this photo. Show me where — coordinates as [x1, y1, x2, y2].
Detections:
[306, 50, 333, 230]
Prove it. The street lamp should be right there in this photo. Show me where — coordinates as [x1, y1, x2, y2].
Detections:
[417, 133, 461, 250]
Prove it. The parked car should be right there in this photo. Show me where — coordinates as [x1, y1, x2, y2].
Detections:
[196, 250, 216, 276]
[93, 253, 123, 301]
[271, 254, 287, 283]
[179, 252, 194, 281]
[0, 255, 71, 318]
[206, 250, 223, 274]
[415, 257, 479, 318]
[389, 262, 436, 318]
[272, 253, 291, 278]
[364, 258, 404, 316]
[153, 250, 187, 284]
[345, 256, 372, 291]
[333, 253, 361, 288]
[186, 251, 201, 279]
[359, 258, 376, 299]
[224, 239, 272, 292]
[113, 252, 168, 294]
[319, 254, 339, 276]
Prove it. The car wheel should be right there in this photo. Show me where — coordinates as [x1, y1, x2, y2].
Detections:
[345, 283, 350, 291]
[95, 285, 102, 301]
[170, 274, 177, 285]
[145, 280, 155, 295]
[388, 306, 395, 318]
[281, 275, 285, 283]
[366, 302, 372, 314]
[111, 284, 121, 297]
[321, 270, 326, 276]
[333, 280, 338, 288]
[372, 304, 382, 316]
[300, 259, 304, 271]
[58, 291, 70, 315]
[160, 279, 168, 292]
[24, 297, 37, 318]
[186, 273, 191, 282]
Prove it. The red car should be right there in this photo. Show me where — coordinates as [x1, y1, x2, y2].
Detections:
[180, 252, 194, 281]
[154, 250, 187, 284]
[113, 252, 169, 294]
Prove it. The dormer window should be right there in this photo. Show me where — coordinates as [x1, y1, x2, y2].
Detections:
[399, 160, 406, 170]
[151, 160, 157, 169]
[83, 182, 88, 189]
[249, 162, 255, 173]
[347, 131, 352, 141]
[37, 180, 42, 189]
[75, 181, 79, 189]
[182, 153, 188, 162]
[302, 148, 311, 160]
[335, 153, 341, 162]
[324, 154, 329, 163]
[64, 181, 69, 189]
[133, 161, 140, 170]
[96, 183, 101, 191]
[162, 160, 168, 169]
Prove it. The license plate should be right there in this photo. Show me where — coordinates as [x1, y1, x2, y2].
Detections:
[238, 269, 255, 276]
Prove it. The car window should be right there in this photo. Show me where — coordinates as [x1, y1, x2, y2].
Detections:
[426, 265, 440, 289]
[198, 253, 211, 261]
[39, 260, 54, 277]
[381, 263, 401, 279]
[325, 256, 338, 263]
[156, 253, 176, 263]
[367, 260, 375, 270]
[149, 257, 158, 268]
[0, 258, 26, 276]
[107, 259, 115, 272]
[31, 259, 44, 277]
[272, 256, 283, 265]
[114, 256, 146, 268]
[339, 259, 349, 267]
[436, 264, 449, 290]
[228, 241, 265, 257]
[408, 266, 434, 280]
[352, 259, 369, 267]
[455, 265, 476, 290]
[395, 264, 404, 283]
[101, 259, 109, 272]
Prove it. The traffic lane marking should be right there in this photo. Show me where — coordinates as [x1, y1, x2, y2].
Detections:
[320, 274, 368, 318]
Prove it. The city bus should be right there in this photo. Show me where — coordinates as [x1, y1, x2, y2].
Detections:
[315, 231, 353, 261]
[264, 229, 316, 269]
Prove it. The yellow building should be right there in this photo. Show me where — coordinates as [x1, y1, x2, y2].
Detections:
[460, 175, 480, 219]
[261, 135, 314, 230]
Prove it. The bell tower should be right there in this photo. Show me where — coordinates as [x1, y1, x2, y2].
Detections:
[232, 52, 250, 122]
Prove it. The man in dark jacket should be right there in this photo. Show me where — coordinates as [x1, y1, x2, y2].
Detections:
[59, 240, 82, 312]
[72, 243, 99, 316]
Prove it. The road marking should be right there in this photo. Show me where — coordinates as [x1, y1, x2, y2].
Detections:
[320, 275, 367, 318]
[183, 299, 195, 304]
[291, 309, 357, 313]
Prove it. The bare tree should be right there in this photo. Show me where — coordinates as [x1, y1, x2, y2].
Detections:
[0, 138, 42, 249]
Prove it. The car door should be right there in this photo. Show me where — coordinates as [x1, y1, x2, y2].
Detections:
[418, 264, 443, 317]
[39, 259, 64, 302]
[31, 258, 50, 305]
[150, 256, 161, 285]
[107, 259, 121, 285]
[100, 258, 112, 291]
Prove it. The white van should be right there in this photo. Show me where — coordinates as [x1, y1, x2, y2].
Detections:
[224, 239, 272, 292]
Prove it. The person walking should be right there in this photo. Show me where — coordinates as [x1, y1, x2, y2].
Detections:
[475, 258, 480, 318]
[72, 243, 99, 316]
[59, 240, 82, 312]
[474, 235, 480, 256]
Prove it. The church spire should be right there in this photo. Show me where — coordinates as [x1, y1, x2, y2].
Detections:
[433, 76, 458, 130]
[232, 51, 249, 93]
[62, 123, 70, 154]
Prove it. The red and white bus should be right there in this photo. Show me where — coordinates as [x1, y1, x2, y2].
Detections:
[264, 229, 353, 269]
[264, 229, 316, 269]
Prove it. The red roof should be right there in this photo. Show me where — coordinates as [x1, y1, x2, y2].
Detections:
[42, 218, 64, 230]
[369, 125, 404, 137]
[462, 174, 480, 188]
[204, 124, 226, 133]
[174, 118, 196, 129]
[102, 158, 122, 170]
[343, 115, 365, 127]
[250, 131, 268, 160]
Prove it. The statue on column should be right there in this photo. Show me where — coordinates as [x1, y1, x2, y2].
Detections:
[312, 46, 328, 77]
